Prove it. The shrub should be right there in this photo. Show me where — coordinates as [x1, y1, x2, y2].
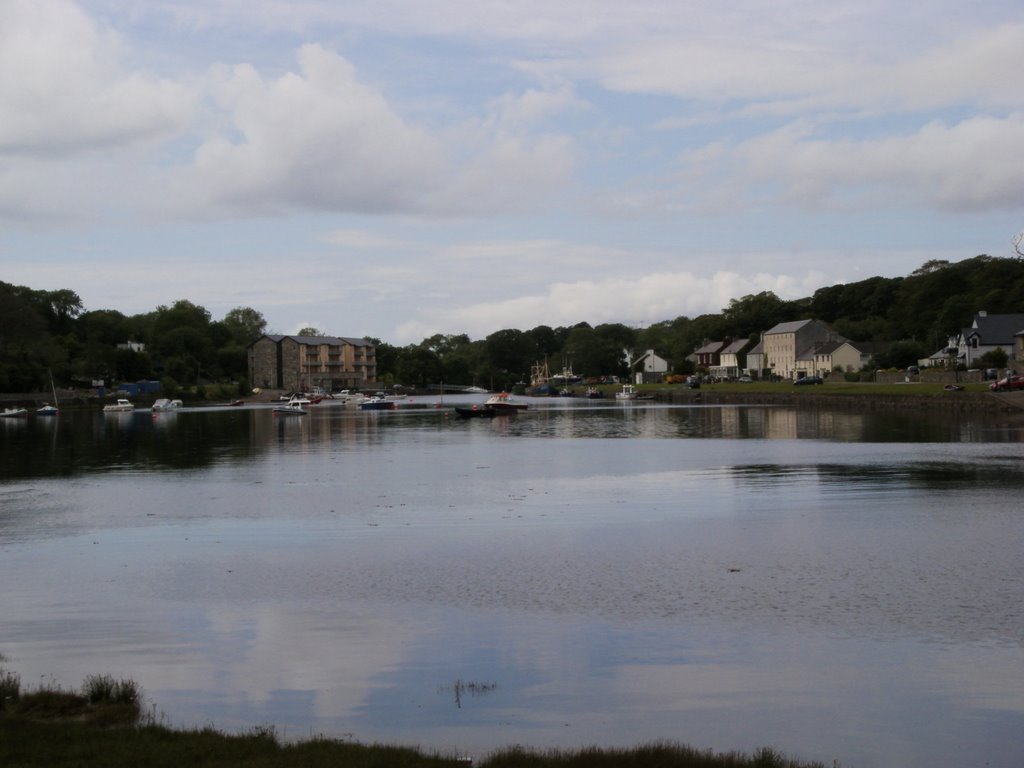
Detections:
[82, 674, 141, 706]
[0, 668, 20, 709]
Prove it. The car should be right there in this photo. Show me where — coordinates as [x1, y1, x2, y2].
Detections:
[737, 376, 754, 383]
[989, 374, 1024, 392]
[793, 375, 823, 385]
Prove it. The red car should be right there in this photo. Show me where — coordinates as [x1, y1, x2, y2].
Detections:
[990, 374, 1024, 392]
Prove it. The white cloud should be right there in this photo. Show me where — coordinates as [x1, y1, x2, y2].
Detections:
[677, 114, 1024, 213]
[0, 0, 193, 154]
[395, 268, 829, 341]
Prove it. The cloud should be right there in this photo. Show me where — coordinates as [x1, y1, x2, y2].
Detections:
[395, 268, 828, 341]
[0, 0, 193, 155]
[675, 114, 1024, 213]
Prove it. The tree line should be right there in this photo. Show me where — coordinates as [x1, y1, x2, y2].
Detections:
[3, 254, 1024, 394]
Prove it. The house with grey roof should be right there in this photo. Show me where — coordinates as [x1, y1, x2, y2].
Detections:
[762, 320, 843, 379]
[954, 311, 1024, 367]
[712, 338, 751, 379]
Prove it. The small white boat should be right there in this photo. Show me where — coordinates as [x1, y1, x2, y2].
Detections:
[103, 398, 134, 412]
[615, 384, 638, 400]
[484, 392, 528, 411]
[273, 401, 307, 415]
[37, 370, 60, 415]
[1, 407, 29, 418]
[151, 398, 183, 412]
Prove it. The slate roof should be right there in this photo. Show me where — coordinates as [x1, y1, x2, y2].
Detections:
[263, 334, 373, 347]
[720, 338, 750, 355]
[968, 313, 1024, 344]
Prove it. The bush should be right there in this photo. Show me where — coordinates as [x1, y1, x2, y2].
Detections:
[82, 674, 141, 706]
[0, 669, 20, 710]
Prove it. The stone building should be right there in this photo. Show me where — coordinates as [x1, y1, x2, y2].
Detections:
[762, 320, 842, 380]
[248, 334, 376, 392]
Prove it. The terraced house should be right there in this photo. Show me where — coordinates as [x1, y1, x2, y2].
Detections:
[249, 334, 376, 392]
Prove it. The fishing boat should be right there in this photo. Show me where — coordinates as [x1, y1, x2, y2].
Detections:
[615, 384, 638, 401]
[484, 392, 528, 411]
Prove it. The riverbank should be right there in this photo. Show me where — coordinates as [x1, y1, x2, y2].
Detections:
[652, 382, 1024, 415]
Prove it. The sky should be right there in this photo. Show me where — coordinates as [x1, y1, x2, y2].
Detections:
[2, 1, 1023, 345]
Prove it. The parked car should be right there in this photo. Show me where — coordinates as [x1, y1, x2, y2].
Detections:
[737, 376, 753, 383]
[793, 375, 823, 385]
[989, 374, 1024, 392]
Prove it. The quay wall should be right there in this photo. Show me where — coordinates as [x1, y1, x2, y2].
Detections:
[656, 388, 1024, 414]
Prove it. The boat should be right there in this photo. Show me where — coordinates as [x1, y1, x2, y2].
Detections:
[484, 392, 528, 411]
[228, 399, 245, 406]
[359, 396, 396, 411]
[273, 401, 307, 415]
[151, 398, 183, 412]
[615, 384, 638, 401]
[103, 399, 134, 412]
[37, 370, 60, 415]
[585, 386, 603, 399]
[454, 405, 497, 418]
[1, 407, 28, 418]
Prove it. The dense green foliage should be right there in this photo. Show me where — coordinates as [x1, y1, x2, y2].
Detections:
[0, 283, 266, 395]
[3, 255, 1022, 393]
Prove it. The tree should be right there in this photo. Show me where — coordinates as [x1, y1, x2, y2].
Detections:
[222, 307, 267, 346]
[296, 327, 323, 337]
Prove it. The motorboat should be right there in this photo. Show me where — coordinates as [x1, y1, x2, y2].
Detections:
[273, 401, 307, 415]
[359, 396, 395, 411]
[103, 399, 134, 412]
[484, 392, 528, 411]
[585, 387, 603, 399]
[1, 407, 28, 418]
[615, 384, 638, 400]
[151, 398, 183, 411]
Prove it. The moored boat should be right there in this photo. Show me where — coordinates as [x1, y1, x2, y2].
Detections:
[151, 398, 183, 412]
[273, 401, 307, 415]
[359, 396, 395, 411]
[1, 407, 29, 418]
[484, 392, 528, 411]
[615, 384, 638, 400]
[103, 399, 134, 412]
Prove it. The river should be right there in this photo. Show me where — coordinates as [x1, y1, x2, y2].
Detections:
[1, 397, 1022, 767]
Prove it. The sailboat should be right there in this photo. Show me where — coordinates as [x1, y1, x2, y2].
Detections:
[36, 371, 60, 416]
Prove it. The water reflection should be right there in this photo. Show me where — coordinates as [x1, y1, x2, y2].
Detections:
[1, 403, 1023, 767]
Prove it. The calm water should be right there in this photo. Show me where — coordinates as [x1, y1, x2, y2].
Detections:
[2, 398, 1023, 767]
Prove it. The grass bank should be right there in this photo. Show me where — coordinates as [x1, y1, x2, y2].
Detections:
[0, 665, 836, 768]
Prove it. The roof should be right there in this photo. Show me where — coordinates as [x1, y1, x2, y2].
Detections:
[720, 338, 750, 355]
[261, 334, 374, 347]
[694, 340, 725, 354]
[747, 340, 764, 354]
[968, 313, 1024, 344]
[763, 319, 814, 335]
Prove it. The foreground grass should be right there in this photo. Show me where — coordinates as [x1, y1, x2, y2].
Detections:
[0, 668, 835, 768]
[0, 719, 835, 768]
